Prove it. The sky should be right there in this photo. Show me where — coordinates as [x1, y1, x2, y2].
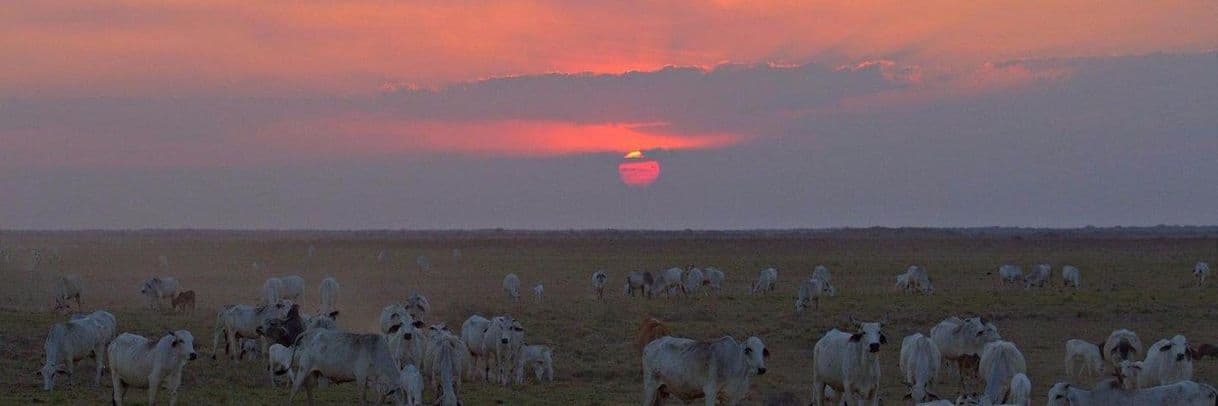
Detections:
[2, 1, 1217, 229]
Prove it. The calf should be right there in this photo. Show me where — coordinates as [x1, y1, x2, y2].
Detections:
[811, 316, 887, 406]
[515, 344, 554, 384]
[811, 266, 837, 296]
[171, 290, 195, 314]
[636, 317, 671, 351]
[624, 271, 655, 297]
[1064, 339, 1104, 381]
[268, 343, 293, 386]
[642, 335, 768, 405]
[211, 300, 292, 360]
[503, 273, 521, 300]
[480, 316, 525, 386]
[400, 364, 424, 406]
[900, 333, 943, 403]
[107, 330, 197, 406]
[53, 274, 83, 313]
[139, 276, 180, 310]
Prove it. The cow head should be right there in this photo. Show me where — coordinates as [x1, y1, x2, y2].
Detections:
[505, 318, 525, 346]
[1158, 335, 1193, 362]
[38, 362, 70, 390]
[168, 330, 198, 361]
[848, 315, 888, 353]
[902, 381, 940, 403]
[1116, 360, 1142, 389]
[742, 336, 769, 375]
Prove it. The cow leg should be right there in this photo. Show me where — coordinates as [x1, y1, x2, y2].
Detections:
[641, 373, 661, 406]
[810, 376, 823, 406]
[94, 347, 105, 387]
[701, 382, 717, 406]
[167, 370, 182, 406]
[111, 373, 125, 406]
[147, 371, 161, 406]
[64, 357, 75, 387]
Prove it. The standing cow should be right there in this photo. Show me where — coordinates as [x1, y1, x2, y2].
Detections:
[107, 330, 197, 406]
[811, 316, 888, 406]
[591, 271, 608, 300]
[503, 274, 521, 300]
[642, 335, 769, 405]
[53, 274, 83, 313]
[139, 277, 180, 310]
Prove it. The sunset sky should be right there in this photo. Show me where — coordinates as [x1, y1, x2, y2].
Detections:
[2, 1, 1217, 228]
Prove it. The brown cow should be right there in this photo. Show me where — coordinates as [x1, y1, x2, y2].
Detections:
[172, 290, 196, 313]
[636, 317, 671, 351]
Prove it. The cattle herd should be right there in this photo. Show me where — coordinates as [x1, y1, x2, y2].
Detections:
[35, 259, 1218, 405]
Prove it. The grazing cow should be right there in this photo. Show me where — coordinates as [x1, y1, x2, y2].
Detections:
[1195, 262, 1210, 287]
[428, 329, 464, 406]
[289, 328, 406, 405]
[1047, 379, 1218, 405]
[404, 293, 430, 321]
[795, 277, 829, 313]
[532, 284, 544, 302]
[625, 271, 655, 297]
[637, 317, 671, 351]
[1064, 339, 1105, 381]
[896, 272, 913, 292]
[651, 267, 686, 297]
[900, 333, 943, 403]
[1102, 329, 1144, 369]
[262, 277, 285, 306]
[211, 301, 292, 360]
[1138, 335, 1195, 389]
[979, 341, 1027, 403]
[53, 274, 83, 313]
[591, 271, 608, 300]
[515, 344, 554, 384]
[930, 316, 1001, 387]
[171, 290, 195, 314]
[811, 266, 837, 296]
[997, 265, 1023, 287]
[400, 364, 424, 406]
[683, 267, 706, 296]
[1023, 264, 1051, 288]
[268, 343, 293, 385]
[503, 273, 521, 300]
[1061, 265, 1081, 289]
[239, 338, 261, 361]
[1008, 372, 1031, 406]
[41, 312, 114, 390]
[318, 277, 339, 316]
[481, 316, 525, 386]
[704, 267, 725, 294]
[641, 335, 769, 405]
[107, 330, 197, 406]
[811, 316, 888, 406]
[904, 266, 934, 294]
[139, 277, 180, 310]
[751, 268, 778, 295]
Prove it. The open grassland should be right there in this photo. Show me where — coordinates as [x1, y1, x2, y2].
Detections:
[1, 231, 1216, 405]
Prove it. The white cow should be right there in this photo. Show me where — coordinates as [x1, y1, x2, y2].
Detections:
[811, 316, 888, 406]
[1117, 360, 1143, 389]
[40, 313, 113, 390]
[289, 329, 406, 405]
[211, 301, 293, 360]
[261, 277, 285, 306]
[385, 314, 426, 370]
[460, 315, 492, 382]
[503, 273, 521, 300]
[481, 316, 525, 386]
[380, 304, 413, 335]
[591, 271, 608, 300]
[751, 268, 778, 295]
[1047, 379, 1218, 405]
[1064, 339, 1105, 381]
[997, 265, 1023, 286]
[268, 343, 293, 386]
[429, 329, 464, 406]
[651, 267, 686, 297]
[107, 330, 197, 406]
[625, 271, 654, 297]
[400, 364, 424, 406]
[139, 277, 180, 310]
[796, 277, 829, 313]
[278, 275, 305, 301]
[1023, 264, 1050, 288]
[1103, 329, 1145, 369]
[53, 274, 83, 313]
[1061, 265, 1081, 289]
[642, 335, 768, 405]
[812, 266, 837, 296]
[404, 293, 430, 321]
[684, 267, 706, 296]
[1138, 335, 1195, 389]
[930, 316, 1002, 385]
[901, 333, 943, 403]
[1195, 262, 1210, 287]
[979, 341, 1027, 404]
[318, 277, 339, 316]
[704, 267, 725, 294]
[532, 284, 544, 302]
[515, 344, 554, 384]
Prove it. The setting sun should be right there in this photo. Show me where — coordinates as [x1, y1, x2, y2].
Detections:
[619, 150, 660, 187]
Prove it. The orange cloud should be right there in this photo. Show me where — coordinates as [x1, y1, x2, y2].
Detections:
[262, 117, 744, 157]
[3, 1, 1215, 96]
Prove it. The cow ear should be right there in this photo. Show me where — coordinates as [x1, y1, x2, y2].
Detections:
[903, 393, 912, 400]
[412, 320, 425, 328]
[926, 390, 940, 400]
[849, 333, 863, 342]
[1160, 344, 1173, 352]
[879, 334, 888, 344]
[387, 324, 402, 334]
[328, 311, 340, 318]
[762, 348, 770, 357]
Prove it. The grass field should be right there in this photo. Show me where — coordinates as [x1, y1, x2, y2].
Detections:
[1, 230, 1216, 405]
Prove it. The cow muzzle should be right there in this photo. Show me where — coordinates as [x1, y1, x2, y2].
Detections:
[756, 367, 767, 375]
[1177, 353, 1186, 361]
[189, 353, 198, 360]
[501, 338, 509, 344]
[404, 333, 413, 340]
[869, 343, 880, 353]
